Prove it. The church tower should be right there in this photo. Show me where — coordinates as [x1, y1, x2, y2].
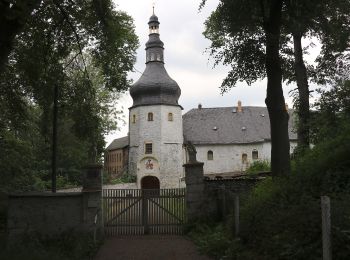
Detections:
[128, 12, 183, 189]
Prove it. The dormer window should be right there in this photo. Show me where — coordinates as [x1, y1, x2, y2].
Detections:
[148, 112, 153, 121]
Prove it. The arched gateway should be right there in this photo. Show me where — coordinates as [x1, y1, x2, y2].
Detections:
[141, 176, 160, 189]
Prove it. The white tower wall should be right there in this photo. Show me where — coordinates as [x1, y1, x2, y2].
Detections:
[129, 105, 183, 188]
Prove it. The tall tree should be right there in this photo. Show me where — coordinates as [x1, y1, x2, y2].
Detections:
[0, 0, 138, 190]
[203, 0, 291, 176]
[284, 0, 350, 151]
[202, 0, 350, 173]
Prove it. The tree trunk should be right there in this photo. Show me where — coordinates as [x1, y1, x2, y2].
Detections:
[0, 0, 41, 75]
[264, 0, 291, 176]
[293, 33, 310, 150]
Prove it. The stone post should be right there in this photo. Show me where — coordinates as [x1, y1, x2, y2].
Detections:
[82, 164, 103, 240]
[183, 142, 205, 222]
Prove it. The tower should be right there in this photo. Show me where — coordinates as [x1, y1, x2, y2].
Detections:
[128, 12, 184, 189]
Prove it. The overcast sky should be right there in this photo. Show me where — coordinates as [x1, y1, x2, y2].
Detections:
[106, 0, 318, 145]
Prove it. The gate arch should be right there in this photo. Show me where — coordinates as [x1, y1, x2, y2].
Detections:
[141, 176, 160, 189]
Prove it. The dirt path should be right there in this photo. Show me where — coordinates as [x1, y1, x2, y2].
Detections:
[94, 235, 212, 260]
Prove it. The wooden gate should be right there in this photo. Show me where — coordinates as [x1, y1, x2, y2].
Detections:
[103, 188, 186, 236]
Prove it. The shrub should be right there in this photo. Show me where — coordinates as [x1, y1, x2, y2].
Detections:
[246, 160, 270, 174]
[0, 231, 101, 260]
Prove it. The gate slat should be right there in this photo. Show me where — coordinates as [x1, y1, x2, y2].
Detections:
[103, 188, 186, 236]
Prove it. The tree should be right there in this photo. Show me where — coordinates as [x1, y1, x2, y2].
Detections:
[0, 0, 41, 75]
[0, 0, 138, 191]
[284, 0, 350, 151]
[202, 0, 350, 174]
[310, 80, 350, 144]
[202, 0, 291, 176]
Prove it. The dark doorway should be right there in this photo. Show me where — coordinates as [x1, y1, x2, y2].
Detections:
[141, 176, 160, 189]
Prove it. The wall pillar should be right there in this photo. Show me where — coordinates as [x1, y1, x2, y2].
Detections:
[82, 164, 103, 240]
[184, 161, 205, 222]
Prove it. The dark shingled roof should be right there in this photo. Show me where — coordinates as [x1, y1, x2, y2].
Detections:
[130, 63, 181, 108]
[183, 107, 297, 145]
[106, 136, 129, 151]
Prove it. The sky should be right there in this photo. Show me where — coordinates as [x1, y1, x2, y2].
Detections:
[106, 0, 319, 146]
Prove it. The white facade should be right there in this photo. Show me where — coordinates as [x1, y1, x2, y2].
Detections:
[194, 141, 298, 175]
[129, 105, 184, 188]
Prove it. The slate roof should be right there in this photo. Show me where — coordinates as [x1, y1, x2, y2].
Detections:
[130, 62, 181, 108]
[106, 136, 129, 151]
[183, 106, 297, 145]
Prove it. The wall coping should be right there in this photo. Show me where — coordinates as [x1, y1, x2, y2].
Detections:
[183, 162, 204, 168]
[8, 192, 83, 198]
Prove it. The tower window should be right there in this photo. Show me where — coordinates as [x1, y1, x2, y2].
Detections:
[207, 150, 213, 160]
[132, 114, 136, 123]
[168, 113, 173, 121]
[252, 150, 259, 160]
[145, 143, 153, 154]
[148, 112, 153, 121]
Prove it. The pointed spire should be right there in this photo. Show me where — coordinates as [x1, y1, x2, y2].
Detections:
[152, 2, 155, 15]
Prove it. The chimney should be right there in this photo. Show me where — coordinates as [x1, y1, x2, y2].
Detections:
[198, 103, 202, 109]
[237, 100, 242, 112]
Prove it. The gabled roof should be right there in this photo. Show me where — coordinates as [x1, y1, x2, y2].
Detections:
[183, 106, 297, 145]
[106, 136, 129, 151]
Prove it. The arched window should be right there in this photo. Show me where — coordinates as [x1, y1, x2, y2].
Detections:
[148, 112, 153, 121]
[207, 150, 214, 160]
[168, 113, 173, 121]
[132, 114, 136, 123]
[242, 153, 248, 163]
[252, 150, 259, 160]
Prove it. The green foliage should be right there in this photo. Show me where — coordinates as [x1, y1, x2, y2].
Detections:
[245, 160, 270, 175]
[0, 231, 102, 260]
[310, 80, 350, 144]
[0, 1, 138, 192]
[190, 122, 350, 259]
[109, 174, 137, 185]
[188, 223, 232, 259]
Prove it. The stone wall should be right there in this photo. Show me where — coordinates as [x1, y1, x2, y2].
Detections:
[184, 156, 263, 221]
[203, 178, 262, 220]
[6, 164, 103, 241]
[8, 192, 84, 239]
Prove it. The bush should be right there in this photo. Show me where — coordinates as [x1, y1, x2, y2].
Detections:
[245, 160, 270, 174]
[0, 231, 101, 260]
[235, 124, 350, 259]
[109, 173, 136, 185]
[188, 223, 232, 259]
[189, 124, 350, 259]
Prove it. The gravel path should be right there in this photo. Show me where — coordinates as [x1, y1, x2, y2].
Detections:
[94, 235, 211, 260]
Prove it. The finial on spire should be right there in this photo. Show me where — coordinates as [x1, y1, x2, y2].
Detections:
[152, 2, 155, 15]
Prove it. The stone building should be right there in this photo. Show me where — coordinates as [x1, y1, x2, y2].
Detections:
[105, 13, 298, 188]
[127, 13, 184, 189]
[104, 136, 128, 177]
[183, 103, 297, 176]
